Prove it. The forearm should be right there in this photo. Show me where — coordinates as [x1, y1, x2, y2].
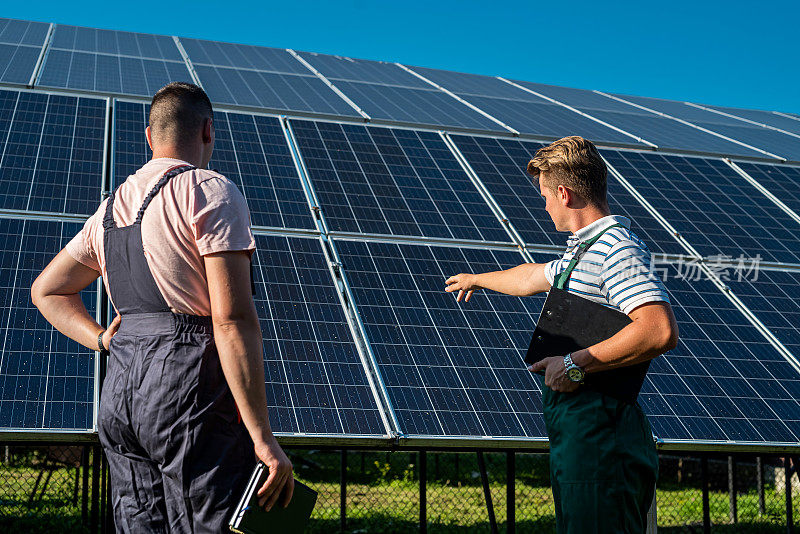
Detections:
[214, 318, 274, 445]
[475, 263, 547, 296]
[33, 293, 104, 351]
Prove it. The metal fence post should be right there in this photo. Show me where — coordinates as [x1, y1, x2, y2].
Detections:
[729, 455, 737, 523]
[507, 451, 515, 534]
[757, 456, 765, 516]
[420, 451, 427, 534]
[702, 455, 710, 534]
[340, 450, 347, 533]
[91, 445, 101, 533]
[81, 445, 90, 524]
[786, 457, 794, 534]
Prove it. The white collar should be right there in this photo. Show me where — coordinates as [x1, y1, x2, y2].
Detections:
[566, 215, 630, 246]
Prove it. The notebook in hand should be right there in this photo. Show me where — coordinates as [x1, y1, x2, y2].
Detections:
[229, 462, 317, 534]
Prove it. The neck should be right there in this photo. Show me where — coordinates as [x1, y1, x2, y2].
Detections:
[151, 146, 205, 169]
[567, 205, 611, 234]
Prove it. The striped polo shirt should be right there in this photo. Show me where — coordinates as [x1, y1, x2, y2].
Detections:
[544, 215, 670, 315]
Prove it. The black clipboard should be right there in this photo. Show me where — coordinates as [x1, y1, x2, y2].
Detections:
[229, 462, 317, 534]
[526, 287, 648, 404]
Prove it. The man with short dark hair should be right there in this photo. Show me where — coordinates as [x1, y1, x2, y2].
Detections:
[446, 136, 678, 533]
[32, 82, 293, 532]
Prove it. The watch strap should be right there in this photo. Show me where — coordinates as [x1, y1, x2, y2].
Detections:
[98, 330, 106, 352]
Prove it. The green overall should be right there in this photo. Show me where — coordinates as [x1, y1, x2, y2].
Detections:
[543, 225, 659, 534]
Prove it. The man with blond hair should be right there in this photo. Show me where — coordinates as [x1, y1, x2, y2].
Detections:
[446, 136, 678, 533]
[32, 82, 293, 532]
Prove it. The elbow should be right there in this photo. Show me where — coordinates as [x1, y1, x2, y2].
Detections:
[30, 276, 45, 309]
[657, 324, 679, 354]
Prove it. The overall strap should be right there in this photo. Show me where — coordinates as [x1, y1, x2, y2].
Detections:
[102, 187, 119, 230]
[134, 164, 196, 224]
[553, 224, 624, 290]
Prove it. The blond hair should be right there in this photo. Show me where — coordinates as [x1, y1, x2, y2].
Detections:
[527, 136, 608, 206]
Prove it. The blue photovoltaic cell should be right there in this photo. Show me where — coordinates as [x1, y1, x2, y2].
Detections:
[38, 49, 193, 97]
[706, 106, 800, 137]
[0, 89, 105, 215]
[514, 81, 770, 159]
[337, 240, 547, 438]
[49, 25, 182, 61]
[181, 38, 312, 75]
[724, 269, 800, 359]
[338, 240, 800, 442]
[411, 67, 544, 100]
[0, 218, 97, 431]
[252, 234, 385, 436]
[113, 101, 315, 230]
[331, 79, 502, 131]
[299, 53, 430, 88]
[603, 150, 800, 264]
[734, 162, 800, 217]
[450, 135, 686, 255]
[193, 64, 359, 118]
[612, 94, 746, 126]
[290, 120, 510, 242]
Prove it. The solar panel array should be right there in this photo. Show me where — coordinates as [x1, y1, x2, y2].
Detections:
[2, 16, 800, 449]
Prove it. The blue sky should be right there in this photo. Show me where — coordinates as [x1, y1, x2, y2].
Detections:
[6, 0, 797, 113]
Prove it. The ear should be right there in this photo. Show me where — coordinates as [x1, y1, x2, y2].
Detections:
[145, 126, 154, 151]
[557, 184, 572, 205]
[202, 118, 213, 144]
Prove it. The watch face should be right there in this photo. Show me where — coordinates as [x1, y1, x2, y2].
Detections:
[567, 367, 584, 382]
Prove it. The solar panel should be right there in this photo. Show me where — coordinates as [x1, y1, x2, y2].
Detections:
[252, 234, 387, 436]
[298, 52, 430, 88]
[0, 18, 49, 85]
[450, 135, 687, 254]
[603, 150, 800, 265]
[705, 105, 800, 136]
[336, 240, 547, 438]
[634, 261, 800, 443]
[49, 25, 182, 61]
[613, 94, 799, 161]
[510, 82, 771, 159]
[178, 37, 308, 74]
[337, 239, 800, 442]
[0, 218, 97, 431]
[724, 268, 800, 360]
[330, 79, 503, 131]
[38, 49, 193, 97]
[113, 101, 316, 230]
[192, 64, 360, 118]
[290, 120, 510, 242]
[734, 162, 800, 217]
[0, 89, 105, 215]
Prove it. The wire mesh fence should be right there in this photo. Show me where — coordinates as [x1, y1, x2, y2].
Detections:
[1, 442, 798, 533]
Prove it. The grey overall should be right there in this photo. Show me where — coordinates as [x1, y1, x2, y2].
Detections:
[98, 164, 255, 533]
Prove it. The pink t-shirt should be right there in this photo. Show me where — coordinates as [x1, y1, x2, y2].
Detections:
[66, 158, 256, 316]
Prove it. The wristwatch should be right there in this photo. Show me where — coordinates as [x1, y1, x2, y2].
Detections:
[563, 353, 585, 383]
[98, 330, 108, 353]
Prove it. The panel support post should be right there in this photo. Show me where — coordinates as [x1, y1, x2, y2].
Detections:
[507, 451, 515, 534]
[757, 456, 765, 516]
[477, 451, 498, 534]
[340, 450, 347, 533]
[728, 455, 737, 523]
[701, 456, 710, 534]
[419, 451, 427, 534]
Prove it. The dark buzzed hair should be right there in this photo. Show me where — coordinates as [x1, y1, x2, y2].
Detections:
[527, 136, 608, 207]
[149, 82, 213, 146]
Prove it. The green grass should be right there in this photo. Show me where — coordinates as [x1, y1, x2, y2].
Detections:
[1, 450, 796, 533]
